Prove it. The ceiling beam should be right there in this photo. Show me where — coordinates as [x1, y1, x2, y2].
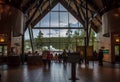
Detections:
[65, 0, 71, 8]
[78, 1, 98, 33]
[75, 0, 95, 14]
[25, 0, 44, 31]
[101, 0, 109, 14]
[100, 0, 118, 15]
[80, 7, 85, 21]
[91, 22, 99, 33]
[72, 0, 80, 16]
[89, 13, 102, 25]
[87, 0, 102, 16]
[31, 0, 59, 26]
[79, 0, 100, 25]
[22, 0, 38, 13]
[60, 0, 85, 26]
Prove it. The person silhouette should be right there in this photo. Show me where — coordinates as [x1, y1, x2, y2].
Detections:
[0, 74, 1, 79]
[98, 49, 104, 66]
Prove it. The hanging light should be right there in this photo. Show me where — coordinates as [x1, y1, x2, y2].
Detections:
[0, 37, 5, 42]
[115, 38, 120, 43]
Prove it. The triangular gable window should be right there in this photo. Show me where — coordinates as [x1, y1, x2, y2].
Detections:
[34, 3, 83, 28]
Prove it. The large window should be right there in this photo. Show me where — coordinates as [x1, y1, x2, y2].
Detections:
[33, 3, 84, 52]
[34, 3, 83, 28]
[24, 3, 96, 53]
[24, 28, 32, 52]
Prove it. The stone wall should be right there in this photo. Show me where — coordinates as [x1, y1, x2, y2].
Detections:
[97, 29, 112, 62]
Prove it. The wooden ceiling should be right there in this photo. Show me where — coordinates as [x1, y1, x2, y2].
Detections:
[1, 0, 120, 33]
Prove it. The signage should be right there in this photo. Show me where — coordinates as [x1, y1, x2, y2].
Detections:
[67, 53, 80, 63]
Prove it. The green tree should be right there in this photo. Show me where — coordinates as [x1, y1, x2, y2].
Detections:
[73, 29, 85, 46]
[34, 30, 44, 49]
[66, 29, 72, 49]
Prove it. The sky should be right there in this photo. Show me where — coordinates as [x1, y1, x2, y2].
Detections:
[25, 3, 83, 40]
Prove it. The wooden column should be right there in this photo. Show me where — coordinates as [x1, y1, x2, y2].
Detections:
[21, 34, 24, 64]
[84, 0, 89, 64]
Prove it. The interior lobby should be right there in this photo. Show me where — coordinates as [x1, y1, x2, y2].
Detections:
[0, 0, 120, 82]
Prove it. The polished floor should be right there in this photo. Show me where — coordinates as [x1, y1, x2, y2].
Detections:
[0, 62, 120, 82]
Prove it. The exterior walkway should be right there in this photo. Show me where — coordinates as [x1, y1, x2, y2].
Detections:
[0, 62, 120, 82]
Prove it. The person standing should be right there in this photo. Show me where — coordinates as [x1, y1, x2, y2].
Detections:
[47, 51, 51, 67]
[98, 49, 104, 66]
[0, 74, 1, 79]
[62, 49, 68, 64]
[93, 50, 98, 58]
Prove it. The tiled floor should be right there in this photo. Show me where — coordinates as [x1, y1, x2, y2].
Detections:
[0, 62, 120, 82]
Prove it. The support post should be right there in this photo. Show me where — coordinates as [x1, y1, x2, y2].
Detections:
[28, 26, 34, 53]
[84, 0, 89, 64]
[21, 34, 24, 64]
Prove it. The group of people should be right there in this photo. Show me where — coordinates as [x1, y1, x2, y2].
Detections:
[41, 49, 69, 67]
[54, 50, 69, 64]
[27, 51, 40, 56]
[41, 48, 104, 67]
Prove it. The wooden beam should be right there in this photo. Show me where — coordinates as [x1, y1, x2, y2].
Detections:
[80, 2, 100, 28]
[60, 0, 85, 26]
[28, 26, 35, 53]
[25, 0, 44, 31]
[100, 0, 117, 14]
[95, 17, 102, 25]
[72, 0, 81, 17]
[89, 13, 102, 25]
[87, 0, 102, 16]
[67, 0, 71, 8]
[31, 0, 59, 26]
[91, 22, 99, 33]
[79, 3, 99, 33]
[22, 0, 38, 13]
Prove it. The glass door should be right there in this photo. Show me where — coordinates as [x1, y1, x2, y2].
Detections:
[0, 46, 2, 56]
[0, 45, 8, 56]
[115, 45, 120, 56]
[115, 44, 120, 62]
